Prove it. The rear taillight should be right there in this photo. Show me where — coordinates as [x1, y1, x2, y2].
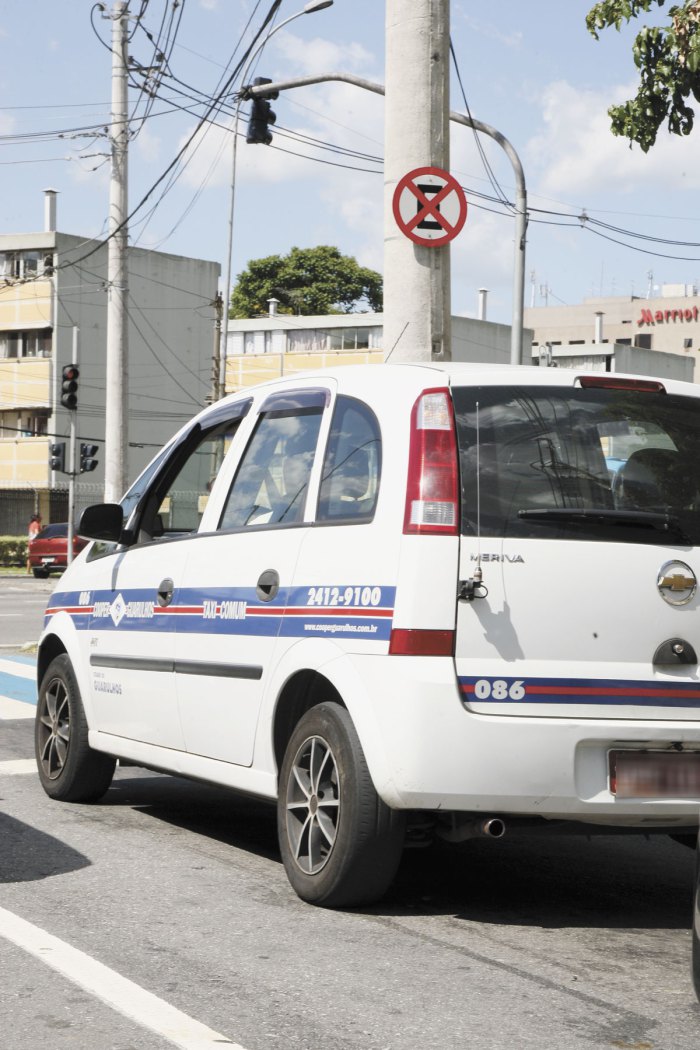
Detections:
[403, 388, 459, 535]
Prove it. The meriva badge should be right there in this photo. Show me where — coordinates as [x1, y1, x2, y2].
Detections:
[657, 561, 697, 606]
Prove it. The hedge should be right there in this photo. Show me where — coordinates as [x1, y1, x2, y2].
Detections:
[0, 536, 27, 566]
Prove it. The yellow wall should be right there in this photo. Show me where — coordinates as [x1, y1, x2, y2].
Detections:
[0, 280, 52, 327]
[0, 437, 50, 485]
[224, 350, 383, 393]
[0, 358, 51, 410]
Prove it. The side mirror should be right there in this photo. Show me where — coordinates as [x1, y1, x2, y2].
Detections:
[79, 503, 124, 542]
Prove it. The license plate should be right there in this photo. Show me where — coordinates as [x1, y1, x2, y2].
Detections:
[41, 557, 55, 564]
[610, 750, 700, 799]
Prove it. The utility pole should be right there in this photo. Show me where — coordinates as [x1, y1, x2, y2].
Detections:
[66, 327, 79, 566]
[104, 0, 129, 502]
[384, 0, 451, 362]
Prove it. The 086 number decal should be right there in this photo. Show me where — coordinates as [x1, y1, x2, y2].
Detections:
[473, 679, 526, 701]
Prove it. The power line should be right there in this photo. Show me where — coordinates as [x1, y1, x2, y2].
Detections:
[56, 0, 285, 274]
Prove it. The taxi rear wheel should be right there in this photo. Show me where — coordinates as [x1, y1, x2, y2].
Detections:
[35, 654, 116, 802]
[277, 702, 405, 908]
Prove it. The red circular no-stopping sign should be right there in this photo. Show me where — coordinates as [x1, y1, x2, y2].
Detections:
[392, 166, 468, 247]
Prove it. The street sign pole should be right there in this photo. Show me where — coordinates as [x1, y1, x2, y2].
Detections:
[384, 0, 451, 363]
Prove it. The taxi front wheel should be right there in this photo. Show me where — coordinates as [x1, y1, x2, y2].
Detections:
[35, 654, 116, 803]
[277, 702, 405, 908]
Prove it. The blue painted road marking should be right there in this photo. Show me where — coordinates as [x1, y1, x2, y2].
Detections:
[0, 656, 37, 715]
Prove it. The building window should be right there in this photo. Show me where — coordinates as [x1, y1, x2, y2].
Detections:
[327, 326, 376, 351]
[0, 410, 48, 438]
[684, 338, 693, 350]
[0, 250, 46, 281]
[635, 333, 652, 350]
[0, 329, 52, 359]
[287, 329, 328, 353]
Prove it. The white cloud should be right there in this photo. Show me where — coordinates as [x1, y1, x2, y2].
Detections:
[451, 207, 516, 312]
[271, 31, 375, 76]
[452, 7, 522, 51]
[134, 123, 162, 165]
[527, 79, 700, 199]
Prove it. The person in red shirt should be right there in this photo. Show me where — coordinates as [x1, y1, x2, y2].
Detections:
[27, 513, 42, 573]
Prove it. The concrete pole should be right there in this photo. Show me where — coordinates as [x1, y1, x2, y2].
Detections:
[104, 0, 129, 502]
[384, 0, 451, 362]
[67, 327, 78, 566]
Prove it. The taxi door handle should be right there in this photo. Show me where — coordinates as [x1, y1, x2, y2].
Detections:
[157, 577, 174, 607]
[256, 569, 279, 603]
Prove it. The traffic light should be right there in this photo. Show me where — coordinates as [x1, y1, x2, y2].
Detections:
[60, 363, 79, 410]
[80, 442, 99, 474]
[49, 441, 66, 473]
[245, 77, 278, 145]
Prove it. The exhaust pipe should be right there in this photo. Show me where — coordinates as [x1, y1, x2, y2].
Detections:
[437, 816, 507, 843]
[482, 817, 506, 838]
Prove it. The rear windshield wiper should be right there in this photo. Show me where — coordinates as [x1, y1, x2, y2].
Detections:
[518, 508, 692, 543]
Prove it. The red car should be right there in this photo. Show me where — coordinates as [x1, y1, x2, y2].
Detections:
[28, 523, 88, 578]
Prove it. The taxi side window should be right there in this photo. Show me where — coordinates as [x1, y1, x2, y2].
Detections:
[317, 397, 381, 523]
[219, 398, 324, 529]
[136, 416, 243, 542]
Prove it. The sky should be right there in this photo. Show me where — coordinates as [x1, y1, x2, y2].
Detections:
[2, 0, 700, 327]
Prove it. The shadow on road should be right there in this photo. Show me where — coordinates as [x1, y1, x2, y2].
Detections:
[99, 768, 695, 930]
[385, 833, 695, 930]
[0, 810, 91, 882]
[106, 769, 279, 862]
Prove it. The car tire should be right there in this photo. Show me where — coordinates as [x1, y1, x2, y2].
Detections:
[277, 702, 405, 908]
[32, 567, 49, 579]
[35, 654, 116, 803]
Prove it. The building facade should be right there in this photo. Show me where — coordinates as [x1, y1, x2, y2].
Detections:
[524, 283, 700, 377]
[224, 311, 529, 391]
[0, 192, 220, 533]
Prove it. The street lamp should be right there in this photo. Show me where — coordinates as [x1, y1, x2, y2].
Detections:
[218, 0, 334, 399]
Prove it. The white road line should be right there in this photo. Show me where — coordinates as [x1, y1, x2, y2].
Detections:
[0, 759, 36, 775]
[0, 697, 35, 720]
[0, 906, 245, 1050]
[0, 659, 35, 680]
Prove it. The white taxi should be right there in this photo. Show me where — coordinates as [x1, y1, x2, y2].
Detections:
[35, 363, 700, 906]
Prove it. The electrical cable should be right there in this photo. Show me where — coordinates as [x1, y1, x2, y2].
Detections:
[56, 0, 284, 273]
[449, 38, 511, 211]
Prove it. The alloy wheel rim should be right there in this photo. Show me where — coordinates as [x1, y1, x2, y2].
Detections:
[37, 677, 70, 780]
[285, 734, 340, 874]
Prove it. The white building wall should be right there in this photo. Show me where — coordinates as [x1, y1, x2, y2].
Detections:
[227, 312, 524, 367]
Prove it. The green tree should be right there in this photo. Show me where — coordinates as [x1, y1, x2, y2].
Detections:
[587, 0, 700, 151]
[229, 245, 383, 318]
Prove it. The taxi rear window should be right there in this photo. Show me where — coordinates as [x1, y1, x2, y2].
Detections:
[452, 384, 700, 544]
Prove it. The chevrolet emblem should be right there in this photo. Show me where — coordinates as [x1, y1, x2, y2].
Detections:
[657, 561, 697, 606]
[660, 573, 696, 592]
